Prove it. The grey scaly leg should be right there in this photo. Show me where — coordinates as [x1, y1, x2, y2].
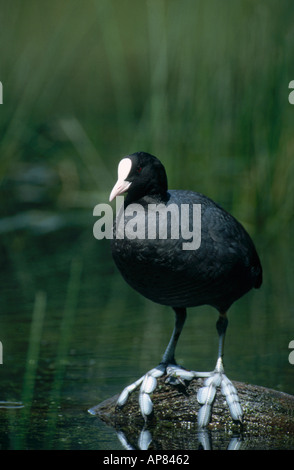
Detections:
[197, 313, 243, 427]
[117, 310, 243, 426]
[117, 308, 195, 418]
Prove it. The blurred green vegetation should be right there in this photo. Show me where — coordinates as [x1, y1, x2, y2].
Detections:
[0, 0, 294, 236]
[1, 0, 294, 449]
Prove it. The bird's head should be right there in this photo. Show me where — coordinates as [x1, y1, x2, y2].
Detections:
[109, 151, 168, 205]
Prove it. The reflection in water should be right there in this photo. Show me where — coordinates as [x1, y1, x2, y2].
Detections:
[0, 220, 294, 449]
[116, 426, 242, 451]
[0, 401, 24, 409]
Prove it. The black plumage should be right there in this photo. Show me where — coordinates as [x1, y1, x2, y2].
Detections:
[111, 152, 262, 313]
[109, 151, 262, 425]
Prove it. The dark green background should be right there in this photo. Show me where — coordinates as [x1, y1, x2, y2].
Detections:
[0, 0, 293, 450]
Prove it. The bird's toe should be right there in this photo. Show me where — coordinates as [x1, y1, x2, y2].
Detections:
[116, 365, 165, 417]
[221, 375, 243, 422]
[196, 371, 243, 426]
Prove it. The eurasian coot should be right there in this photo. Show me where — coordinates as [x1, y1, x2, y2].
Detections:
[109, 151, 262, 427]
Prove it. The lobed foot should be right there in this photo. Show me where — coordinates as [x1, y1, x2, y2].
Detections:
[197, 370, 243, 427]
[116, 364, 165, 419]
[116, 363, 203, 419]
[167, 361, 243, 427]
[116, 362, 243, 427]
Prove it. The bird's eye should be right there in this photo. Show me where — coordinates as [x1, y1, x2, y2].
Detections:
[136, 166, 142, 174]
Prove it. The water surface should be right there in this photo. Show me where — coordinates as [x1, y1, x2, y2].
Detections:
[0, 212, 293, 450]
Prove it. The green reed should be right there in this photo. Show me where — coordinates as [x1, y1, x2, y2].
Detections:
[0, 0, 293, 234]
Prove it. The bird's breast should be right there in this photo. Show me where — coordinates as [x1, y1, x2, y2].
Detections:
[110, 190, 261, 310]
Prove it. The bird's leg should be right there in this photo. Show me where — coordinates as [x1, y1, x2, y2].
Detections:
[161, 307, 187, 365]
[161, 308, 197, 384]
[215, 312, 228, 374]
[116, 308, 195, 419]
[116, 309, 243, 425]
[197, 312, 243, 427]
[162, 308, 211, 384]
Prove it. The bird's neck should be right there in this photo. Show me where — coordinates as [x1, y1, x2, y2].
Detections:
[125, 190, 169, 207]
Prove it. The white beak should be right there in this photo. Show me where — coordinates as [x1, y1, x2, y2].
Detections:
[109, 158, 132, 202]
[109, 179, 131, 202]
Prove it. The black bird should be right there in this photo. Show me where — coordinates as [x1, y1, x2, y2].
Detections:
[109, 151, 262, 426]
